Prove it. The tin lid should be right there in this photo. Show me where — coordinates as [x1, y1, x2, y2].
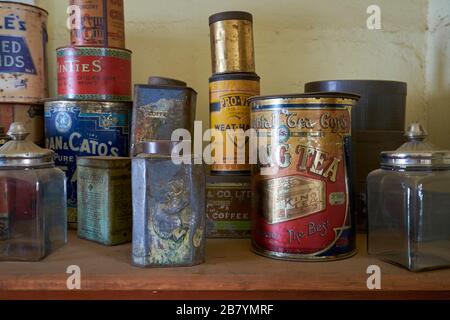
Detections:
[148, 76, 187, 87]
[77, 156, 131, 169]
[134, 141, 182, 156]
[209, 11, 253, 25]
[381, 122, 450, 169]
[0, 123, 54, 168]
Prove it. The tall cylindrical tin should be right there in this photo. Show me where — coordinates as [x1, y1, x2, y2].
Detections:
[57, 46, 132, 101]
[209, 73, 260, 175]
[130, 76, 197, 155]
[209, 11, 255, 74]
[68, 0, 125, 48]
[0, 103, 44, 145]
[250, 93, 360, 261]
[44, 100, 132, 229]
[0, 1, 48, 103]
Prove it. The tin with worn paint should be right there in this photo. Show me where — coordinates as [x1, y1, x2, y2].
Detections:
[210, 73, 260, 175]
[69, 0, 125, 48]
[44, 100, 131, 229]
[57, 46, 132, 101]
[250, 92, 359, 261]
[0, 1, 48, 103]
[209, 11, 255, 74]
[131, 76, 197, 155]
[77, 156, 131, 246]
[0, 103, 44, 145]
[132, 141, 206, 268]
[206, 175, 251, 238]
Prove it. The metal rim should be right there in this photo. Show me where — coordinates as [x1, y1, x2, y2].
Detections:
[249, 92, 360, 103]
[0, 1, 49, 15]
[381, 151, 450, 169]
[209, 72, 260, 82]
[209, 11, 253, 25]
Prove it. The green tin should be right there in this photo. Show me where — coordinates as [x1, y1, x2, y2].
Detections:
[77, 156, 132, 246]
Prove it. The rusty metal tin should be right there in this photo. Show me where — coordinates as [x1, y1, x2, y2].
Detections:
[69, 0, 125, 48]
[77, 156, 132, 246]
[250, 92, 360, 261]
[210, 72, 260, 175]
[57, 46, 132, 101]
[131, 77, 197, 155]
[209, 11, 255, 74]
[206, 175, 251, 238]
[0, 1, 48, 103]
[0, 103, 44, 145]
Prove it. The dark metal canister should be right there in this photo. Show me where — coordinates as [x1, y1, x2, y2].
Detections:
[77, 156, 132, 246]
[57, 46, 132, 101]
[0, 104, 44, 145]
[69, 0, 125, 48]
[44, 100, 132, 229]
[210, 73, 260, 175]
[250, 93, 360, 261]
[130, 76, 197, 155]
[209, 11, 255, 74]
[0, 1, 48, 103]
[132, 141, 206, 268]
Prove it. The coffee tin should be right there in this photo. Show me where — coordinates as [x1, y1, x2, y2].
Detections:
[69, 0, 125, 48]
[0, 103, 44, 145]
[44, 100, 132, 229]
[0, 1, 48, 103]
[210, 73, 260, 175]
[250, 92, 359, 261]
[77, 156, 132, 246]
[57, 46, 132, 101]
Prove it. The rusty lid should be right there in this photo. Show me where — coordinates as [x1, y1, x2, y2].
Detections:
[148, 76, 187, 87]
[209, 11, 253, 25]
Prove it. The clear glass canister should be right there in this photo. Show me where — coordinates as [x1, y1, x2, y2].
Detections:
[367, 123, 450, 271]
[0, 123, 67, 261]
[132, 141, 206, 267]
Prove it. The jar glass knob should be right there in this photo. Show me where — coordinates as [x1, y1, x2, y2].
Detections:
[405, 122, 427, 141]
[7, 122, 30, 141]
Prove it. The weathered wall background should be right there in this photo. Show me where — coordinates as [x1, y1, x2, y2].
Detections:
[36, 0, 449, 147]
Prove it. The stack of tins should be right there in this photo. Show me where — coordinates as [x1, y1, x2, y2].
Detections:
[304, 80, 407, 232]
[45, 0, 132, 231]
[207, 11, 260, 238]
[0, 1, 48, 146]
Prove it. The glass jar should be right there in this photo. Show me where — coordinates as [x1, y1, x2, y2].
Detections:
[0, 123, 67, 261]
[367, 123, 450, 271]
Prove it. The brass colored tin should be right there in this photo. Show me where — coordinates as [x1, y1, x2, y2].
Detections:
[77, 156, 132, 246]
[209, 11, 255, 74]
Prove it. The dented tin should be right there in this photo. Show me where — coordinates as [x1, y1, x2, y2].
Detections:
[77, 156, 132, 246]
[131, 77, 197, 155]
[0, 103, 44, 145]
[0, 1, 48, 103]
[44, 100, 132, 229]
[57, 46, 132, 101]
[210, 73, 260, 175]
[69, 0, 125, 48]
[250, 92, 359, 261]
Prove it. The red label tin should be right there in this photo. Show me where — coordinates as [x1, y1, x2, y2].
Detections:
[57, 46, 131, 101]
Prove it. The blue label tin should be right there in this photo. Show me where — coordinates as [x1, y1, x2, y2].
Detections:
[44, 100, 132, 229]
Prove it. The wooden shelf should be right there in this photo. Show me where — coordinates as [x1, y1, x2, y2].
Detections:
[0, 232, 449, 300]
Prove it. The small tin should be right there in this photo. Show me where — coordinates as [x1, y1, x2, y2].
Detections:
[0, 1, 48, 103]
[69, 0, 125, 48]
[44, 100, 132, 229]
[250, 92, 360, 261]
[0, 103, 44, 145]
[209, 11, 255, 74]
[206, 175, 251, 238]
[131, 76, 197, 155]
[210, 72, 260, 175]
[77, 156, 132, 246]
[57, 46, 132, 101]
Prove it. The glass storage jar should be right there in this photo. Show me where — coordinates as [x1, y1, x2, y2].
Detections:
[0, 123, 67, 261]
[367, 123, 450, 271]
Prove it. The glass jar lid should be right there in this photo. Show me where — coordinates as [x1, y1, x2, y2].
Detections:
[381, 122, 450, 169]
[0, 122, 54, 168]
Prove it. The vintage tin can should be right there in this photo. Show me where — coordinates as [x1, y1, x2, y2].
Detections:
[0, 1, 48, 103]
[132, 141, 205, 268]
[250, 92, 360, 261]
[131, 76, 197, 155]
[69, 0, 125, 48]
[206, 175, 251, 238]
[0, 103, 44, 145]
[77, 156, 131, 246]
[209, 11, 255, 74]
[57, 46, 132, 101]
[44, 100, 132, 229]
[210, 73, 260, 175]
